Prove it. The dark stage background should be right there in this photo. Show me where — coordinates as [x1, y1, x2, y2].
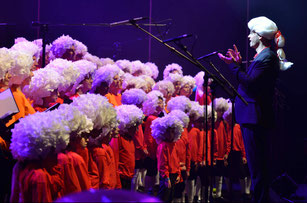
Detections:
[1, 0, 306, 183]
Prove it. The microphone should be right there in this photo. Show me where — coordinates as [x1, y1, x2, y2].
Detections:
[109, 17, 148, 27]
[197, 50, 224, 60]
[163, 34, 193, 43]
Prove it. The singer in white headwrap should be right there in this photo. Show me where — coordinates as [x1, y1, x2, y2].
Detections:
[218, 16, 291, 202]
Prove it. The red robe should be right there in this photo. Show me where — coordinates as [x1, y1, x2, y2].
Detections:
[10, 161, 64, 202]
[195, 91, 212, 105]
[157, 141, 180, 178]
[143, 115, 158, 159]
[215, 119, 228, 160]
[175, 128, 191, 172]
[226, 124, 246, 158]
[118, 135, 135, 180]
[188, 127, 203, 163]
[199, 129, 218, 166]
[89, 145, 117, 189]
[133, 125, 147, 160]
[57, 152, 81, 195]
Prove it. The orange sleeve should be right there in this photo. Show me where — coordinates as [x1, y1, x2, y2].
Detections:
[6, 89, 35, 127]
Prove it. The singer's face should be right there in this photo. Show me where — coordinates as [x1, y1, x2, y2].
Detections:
[248, 30, 260, 49]
[180, 84, 192, 97]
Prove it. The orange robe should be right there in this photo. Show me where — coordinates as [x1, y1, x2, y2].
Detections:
[6, 87, 35, 127]
[105, 93, 122, 107]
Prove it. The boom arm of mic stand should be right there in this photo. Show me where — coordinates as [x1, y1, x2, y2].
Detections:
[129, 22, 247, 105]
[205, 60, 248, 105]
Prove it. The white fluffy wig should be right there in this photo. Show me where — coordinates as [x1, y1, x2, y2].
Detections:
[165, 73, 183, 84]
[222, 102, 233, 123]
[11, 39, 40, 61]
[0, 48, 15, 80]
[8, 50, 33, 85]
[213, 97, 229, 112]
[194, 71, 205, 91]
[74, 39, 88, 57]
[71, 93, 118, 137]
[56, 104, 94, 139]
[116, 59, 133, 74]
[121, 88, 147, 107]
[83, 53, 104, 67]
[24, 68, 62, 105]
[100, 58, 115, 66]
[189, 101, 204, 122]
[167, 95, 192, 114]
[152, 80, 175, 98]
[168, 110, 189, 128]
[50, 35, 75, 60]
[181, 75, 196, 89]
[145, 62, 159, 79]
[71, 59, 97, 94]
[47, 58, 80, 93]
[91, 64, 124, 93]
[10, 111, 70, 161]
[151, 114, 183, 144]
[131, 60, 146, 76]
[115, 104, 145, 134]
[140, 75, 155, 88]
[142, 90, 165, 116]
[163, 63, 183, 79]
[205, 105, 217, 123]
[124, 76, 147, 91]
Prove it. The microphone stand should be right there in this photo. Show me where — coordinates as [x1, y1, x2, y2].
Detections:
[129, 21, 247, 202]
[31, 18, 167, 68]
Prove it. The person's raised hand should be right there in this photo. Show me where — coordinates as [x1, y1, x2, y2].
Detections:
[218, 44, 242, 65]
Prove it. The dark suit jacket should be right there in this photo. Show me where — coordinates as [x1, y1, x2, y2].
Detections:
[231, 48, 279, 128]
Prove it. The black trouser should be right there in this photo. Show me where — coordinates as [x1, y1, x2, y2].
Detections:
[241, 124, 272, 203]
[158, 173, 177, 203]
[120, 177, 132, 190]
